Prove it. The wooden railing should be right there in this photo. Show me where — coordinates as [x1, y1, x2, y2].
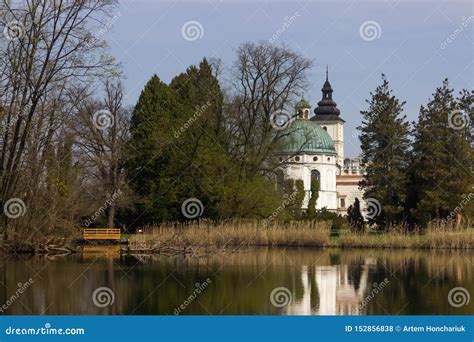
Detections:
[82, 228, 121, 240]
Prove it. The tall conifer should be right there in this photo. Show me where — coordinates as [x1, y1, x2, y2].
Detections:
[411, 81, 473, 226]
[358, 75, 411, 229]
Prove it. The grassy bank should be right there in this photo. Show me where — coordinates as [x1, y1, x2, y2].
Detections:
[339, 230, 474, 249]
[128, 220, 474, 252]
[128, 219, 332, 251]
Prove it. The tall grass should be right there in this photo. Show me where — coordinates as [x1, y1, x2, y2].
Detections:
[128, 219, 473, 251]
[425, 222, 474, 249]
[339, 222, 474, 249]
[129, 219, 332, 250]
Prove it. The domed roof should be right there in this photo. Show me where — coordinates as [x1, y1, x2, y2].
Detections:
[279, 119, 336, 155]
[295, 98, 311, 109]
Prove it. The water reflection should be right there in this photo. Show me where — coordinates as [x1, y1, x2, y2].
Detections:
[287, 259, 376, 315]
[0, 248, 472, 315]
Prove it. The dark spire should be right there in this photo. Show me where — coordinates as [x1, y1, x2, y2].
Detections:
[313, 66, 341, 117]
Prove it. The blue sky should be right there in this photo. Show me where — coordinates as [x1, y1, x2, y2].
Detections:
[108, 0, 473, 157]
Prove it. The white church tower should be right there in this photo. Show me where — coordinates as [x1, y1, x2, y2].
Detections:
[311, 67, 345, 170]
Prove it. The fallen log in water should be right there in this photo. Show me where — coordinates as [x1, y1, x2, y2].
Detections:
[36, 244, 78, 256]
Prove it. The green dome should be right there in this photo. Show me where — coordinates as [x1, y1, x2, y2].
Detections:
[279, 119, 336, 155]
[295, 98, 311, 109]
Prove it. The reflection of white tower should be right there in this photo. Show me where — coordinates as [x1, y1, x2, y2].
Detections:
[337, 265, 369, 315]
[285, 259, 373, 316]
[315, 266, 339, 315]
[315, 263, 369, 315]
[286, 265, 312, 316]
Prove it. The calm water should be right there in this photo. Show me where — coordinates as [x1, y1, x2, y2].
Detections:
[0, 247, 473, 315]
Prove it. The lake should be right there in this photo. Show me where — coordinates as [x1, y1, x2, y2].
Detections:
[0, 247, 472, 315]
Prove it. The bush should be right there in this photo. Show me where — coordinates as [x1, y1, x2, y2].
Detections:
[302, 208, 347, 232]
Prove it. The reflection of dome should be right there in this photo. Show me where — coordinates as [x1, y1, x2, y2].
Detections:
[279, 119, 336, 155]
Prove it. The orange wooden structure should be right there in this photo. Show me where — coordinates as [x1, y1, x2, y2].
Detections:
[82, 228, 121, 240]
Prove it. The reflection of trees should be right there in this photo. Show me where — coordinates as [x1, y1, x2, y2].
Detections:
[0, 249, 471, 314]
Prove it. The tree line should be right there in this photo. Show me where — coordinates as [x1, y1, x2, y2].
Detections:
[0, 1, 471, 243]
[350, 76, 473, 231]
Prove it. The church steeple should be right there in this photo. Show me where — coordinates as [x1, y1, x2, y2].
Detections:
[313, 67, 340, 117]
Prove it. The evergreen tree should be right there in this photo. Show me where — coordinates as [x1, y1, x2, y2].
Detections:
[126, 75, 177, 225]
[411, 81, 473, 227]
[347, 198, 365, 232]
[126, 59, 285, 226]
[456, 89, 474, 171]
[307, 178, 319, 216]
[358, 75, 411, 229]
[456, 89, 474, 225]
[282, 179, 305, 218]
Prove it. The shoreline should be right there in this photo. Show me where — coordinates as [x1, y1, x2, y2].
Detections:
[1, 240, 473, 257]
[1, 220, 473, 256]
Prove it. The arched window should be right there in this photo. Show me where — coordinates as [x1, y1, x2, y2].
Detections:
[311, 170, 320, 190]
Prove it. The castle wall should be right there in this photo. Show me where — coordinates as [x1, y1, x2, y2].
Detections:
[336, 175, 366, 215]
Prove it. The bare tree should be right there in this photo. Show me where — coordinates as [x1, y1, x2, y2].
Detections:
[226, 42, 313, 178]
[73, 80, 130, 228]
[0, 0, 118, 239]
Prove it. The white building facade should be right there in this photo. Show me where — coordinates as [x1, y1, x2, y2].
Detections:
[278, 70, 365, 214]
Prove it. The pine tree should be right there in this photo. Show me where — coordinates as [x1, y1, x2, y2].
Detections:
[411, 81, 473, 227]
[456, 89, 474, 225]
[126, 75, 177, 225]
[347, 198, 365, 232]
[358, 75, 411, 229]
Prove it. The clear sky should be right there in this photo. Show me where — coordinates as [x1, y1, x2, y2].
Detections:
[107, 0, 473, 157]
